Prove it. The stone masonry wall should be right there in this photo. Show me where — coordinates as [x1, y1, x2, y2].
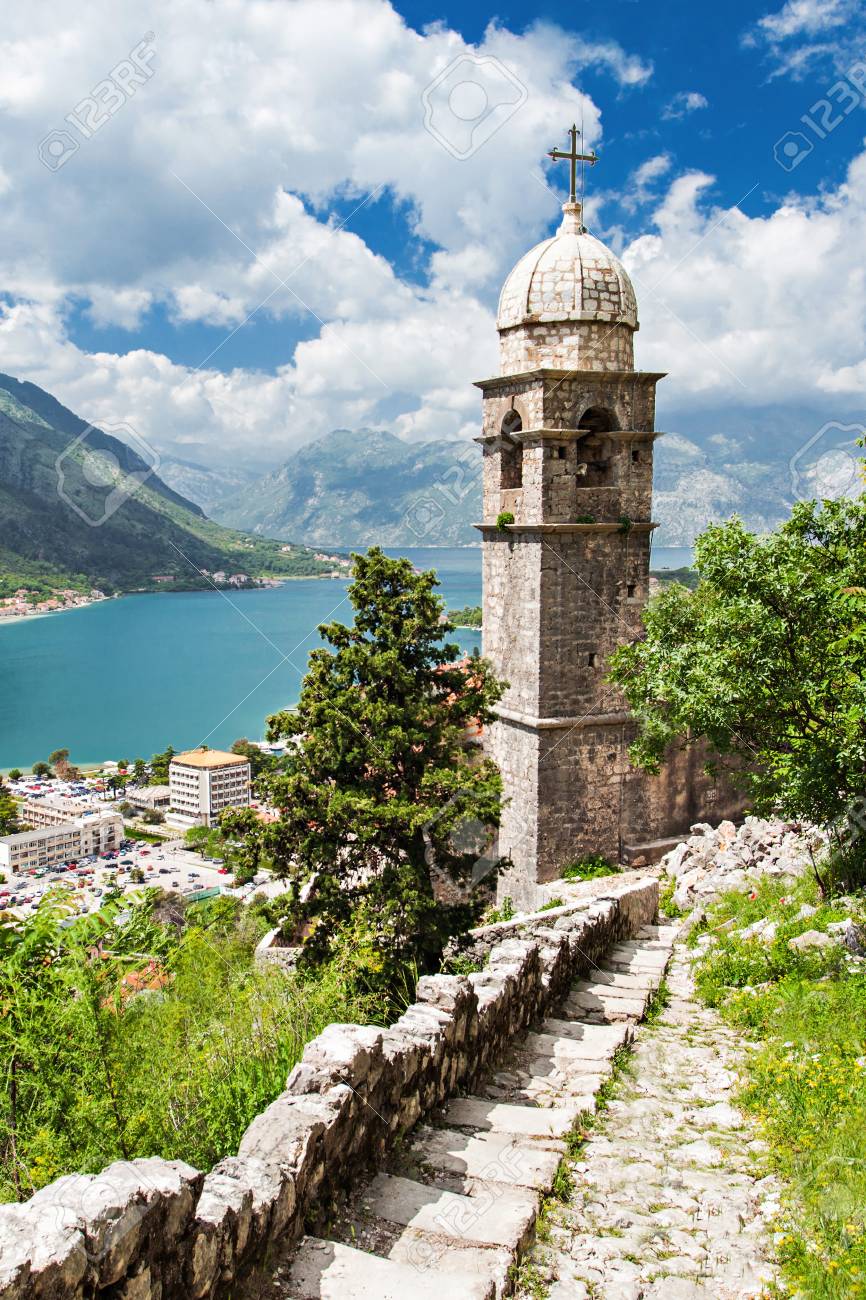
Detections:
[499, 320, 634, 375]
[0, 879, 658, 1300]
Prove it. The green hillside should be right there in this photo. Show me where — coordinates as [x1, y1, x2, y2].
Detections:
[0, 373, 338, 595]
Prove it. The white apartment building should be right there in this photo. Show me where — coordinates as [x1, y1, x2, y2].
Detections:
[22, 796, 99, 828]
[0, 811, 123, 875]
[168, 749, 251, 827]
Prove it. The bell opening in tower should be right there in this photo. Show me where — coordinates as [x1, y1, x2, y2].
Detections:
[577, 406, 617, 433]
[499, 410, 523, 489]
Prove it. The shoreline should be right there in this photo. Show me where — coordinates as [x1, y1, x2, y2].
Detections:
[0, 597, 106, 628]
[0, 573, 350, 629]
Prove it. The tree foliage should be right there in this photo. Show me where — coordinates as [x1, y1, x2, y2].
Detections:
[0, 889, 372, 1201]
[222, 548, 507, 994]
[609, 499, 866, 844]
[0, 781, 19, 836]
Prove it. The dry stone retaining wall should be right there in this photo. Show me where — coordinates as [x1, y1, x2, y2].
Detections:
[0, 877, 657, 1300]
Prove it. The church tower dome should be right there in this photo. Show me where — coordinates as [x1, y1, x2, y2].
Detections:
[496, 201, 639, 376]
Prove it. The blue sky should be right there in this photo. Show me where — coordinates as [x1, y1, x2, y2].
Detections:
[0, 0, 863, 485]
[64, 0, 861, 373]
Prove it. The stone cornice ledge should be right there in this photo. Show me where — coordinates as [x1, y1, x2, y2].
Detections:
[474, 368, 667, 389]
[474, 522, 658, 534]
[493, 705, 633, 730]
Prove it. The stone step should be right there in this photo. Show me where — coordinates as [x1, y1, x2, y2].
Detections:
[636, 924, 680, 941]
[506, 1066, 603, 1104]
[286, 1236, 496, 1299]
[482, 1067, 602, 1107]
[387, 1233, 512, 1299]
[606, 943, 671, 964]
[576, 968, 661, 993]
[410, 1127, 564, 1191]
[522, 1027, 631, 1061]
[362, 1172, 538, 1251]
[564, 985, 649, 1022]
[441, 1096, 579, 1138]
[531, 1019, 634, 1054]
[604, 953, 671, 975]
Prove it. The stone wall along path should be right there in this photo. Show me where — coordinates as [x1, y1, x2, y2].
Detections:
[239, 915, 680, 1299]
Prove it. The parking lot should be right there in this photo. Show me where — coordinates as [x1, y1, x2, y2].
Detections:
[0, 837, 237, 918]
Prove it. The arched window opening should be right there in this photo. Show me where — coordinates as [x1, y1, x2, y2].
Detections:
[578, 406, 617, 434]
[500, 410, 523, 489]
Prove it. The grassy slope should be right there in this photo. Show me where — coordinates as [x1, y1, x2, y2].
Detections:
[690, 876, 866, 1298]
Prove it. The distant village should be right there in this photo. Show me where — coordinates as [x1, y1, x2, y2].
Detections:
[0, 587, 107, 621]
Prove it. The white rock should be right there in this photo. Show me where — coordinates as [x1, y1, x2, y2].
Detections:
[788, 929, 834, 952]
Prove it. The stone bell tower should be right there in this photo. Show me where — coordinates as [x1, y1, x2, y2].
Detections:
[477, 133, 666, 903]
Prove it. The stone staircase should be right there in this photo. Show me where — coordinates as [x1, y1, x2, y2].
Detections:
[249, 922, 679, 1299]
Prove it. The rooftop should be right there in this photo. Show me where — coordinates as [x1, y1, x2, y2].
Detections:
[171, 748, 250, 770]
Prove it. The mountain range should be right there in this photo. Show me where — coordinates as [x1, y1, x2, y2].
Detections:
[209, 427, 481, 547]
[0, 373, 335, 596]
[183, 411, 846, 549]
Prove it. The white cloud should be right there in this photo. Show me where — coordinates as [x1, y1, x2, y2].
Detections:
[626, 148, 866, 413]
[661, 91, 708, 120]
[0, 0, 863, 491]
[0, 0, 655, 465]
[621, 153, 672, 212]
[756, 0, 851, 40]
[744, 0, 864, 77]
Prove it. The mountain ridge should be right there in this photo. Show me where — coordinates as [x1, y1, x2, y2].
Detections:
[0, 372, 336, 595]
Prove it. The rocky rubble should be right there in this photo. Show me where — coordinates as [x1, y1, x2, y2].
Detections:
[661, 817, 826, 911]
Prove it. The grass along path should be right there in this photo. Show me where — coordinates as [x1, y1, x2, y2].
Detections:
[690, 875, 866, 1298]
[522, 943, 779, 1299]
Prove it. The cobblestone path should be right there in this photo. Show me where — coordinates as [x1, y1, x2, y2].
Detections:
[528, 944, 780, 1300]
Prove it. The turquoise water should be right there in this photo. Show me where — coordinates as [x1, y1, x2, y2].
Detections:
[0, 544, 691, 769]
[0, 548, 482, 769]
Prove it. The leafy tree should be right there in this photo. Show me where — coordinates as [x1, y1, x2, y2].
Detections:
[129, 866, 145, 884]
[8, 770, 21, 782]
[0, 780, 20, 836]
[118, 801, 135, 816]
[48, 749, 79, 781]
[31, 763, 50, 778]
[149, 745, 175, 784]
[222, 548, 507, 995]
[609, 499, 866, 880]
[231, 738, 277, 781]
[132, 758, 147, 784]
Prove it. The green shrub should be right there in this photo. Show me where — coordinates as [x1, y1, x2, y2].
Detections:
[483, 895, 515, 924]
[561, 854, 621, 882]
[0, 893, 377, 1201]
[538, 896, 565, 912]
[496, 511, 515, 531]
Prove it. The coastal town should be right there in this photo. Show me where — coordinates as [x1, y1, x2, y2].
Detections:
[0, 587, 107, 621]
[0, 745, 288, 922]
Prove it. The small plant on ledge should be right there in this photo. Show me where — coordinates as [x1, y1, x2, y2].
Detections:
[562, 854, 621, 882]
[496, 511, 515, 531]
[575, 513, 596, 524]
[618, 514, 633, 534]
